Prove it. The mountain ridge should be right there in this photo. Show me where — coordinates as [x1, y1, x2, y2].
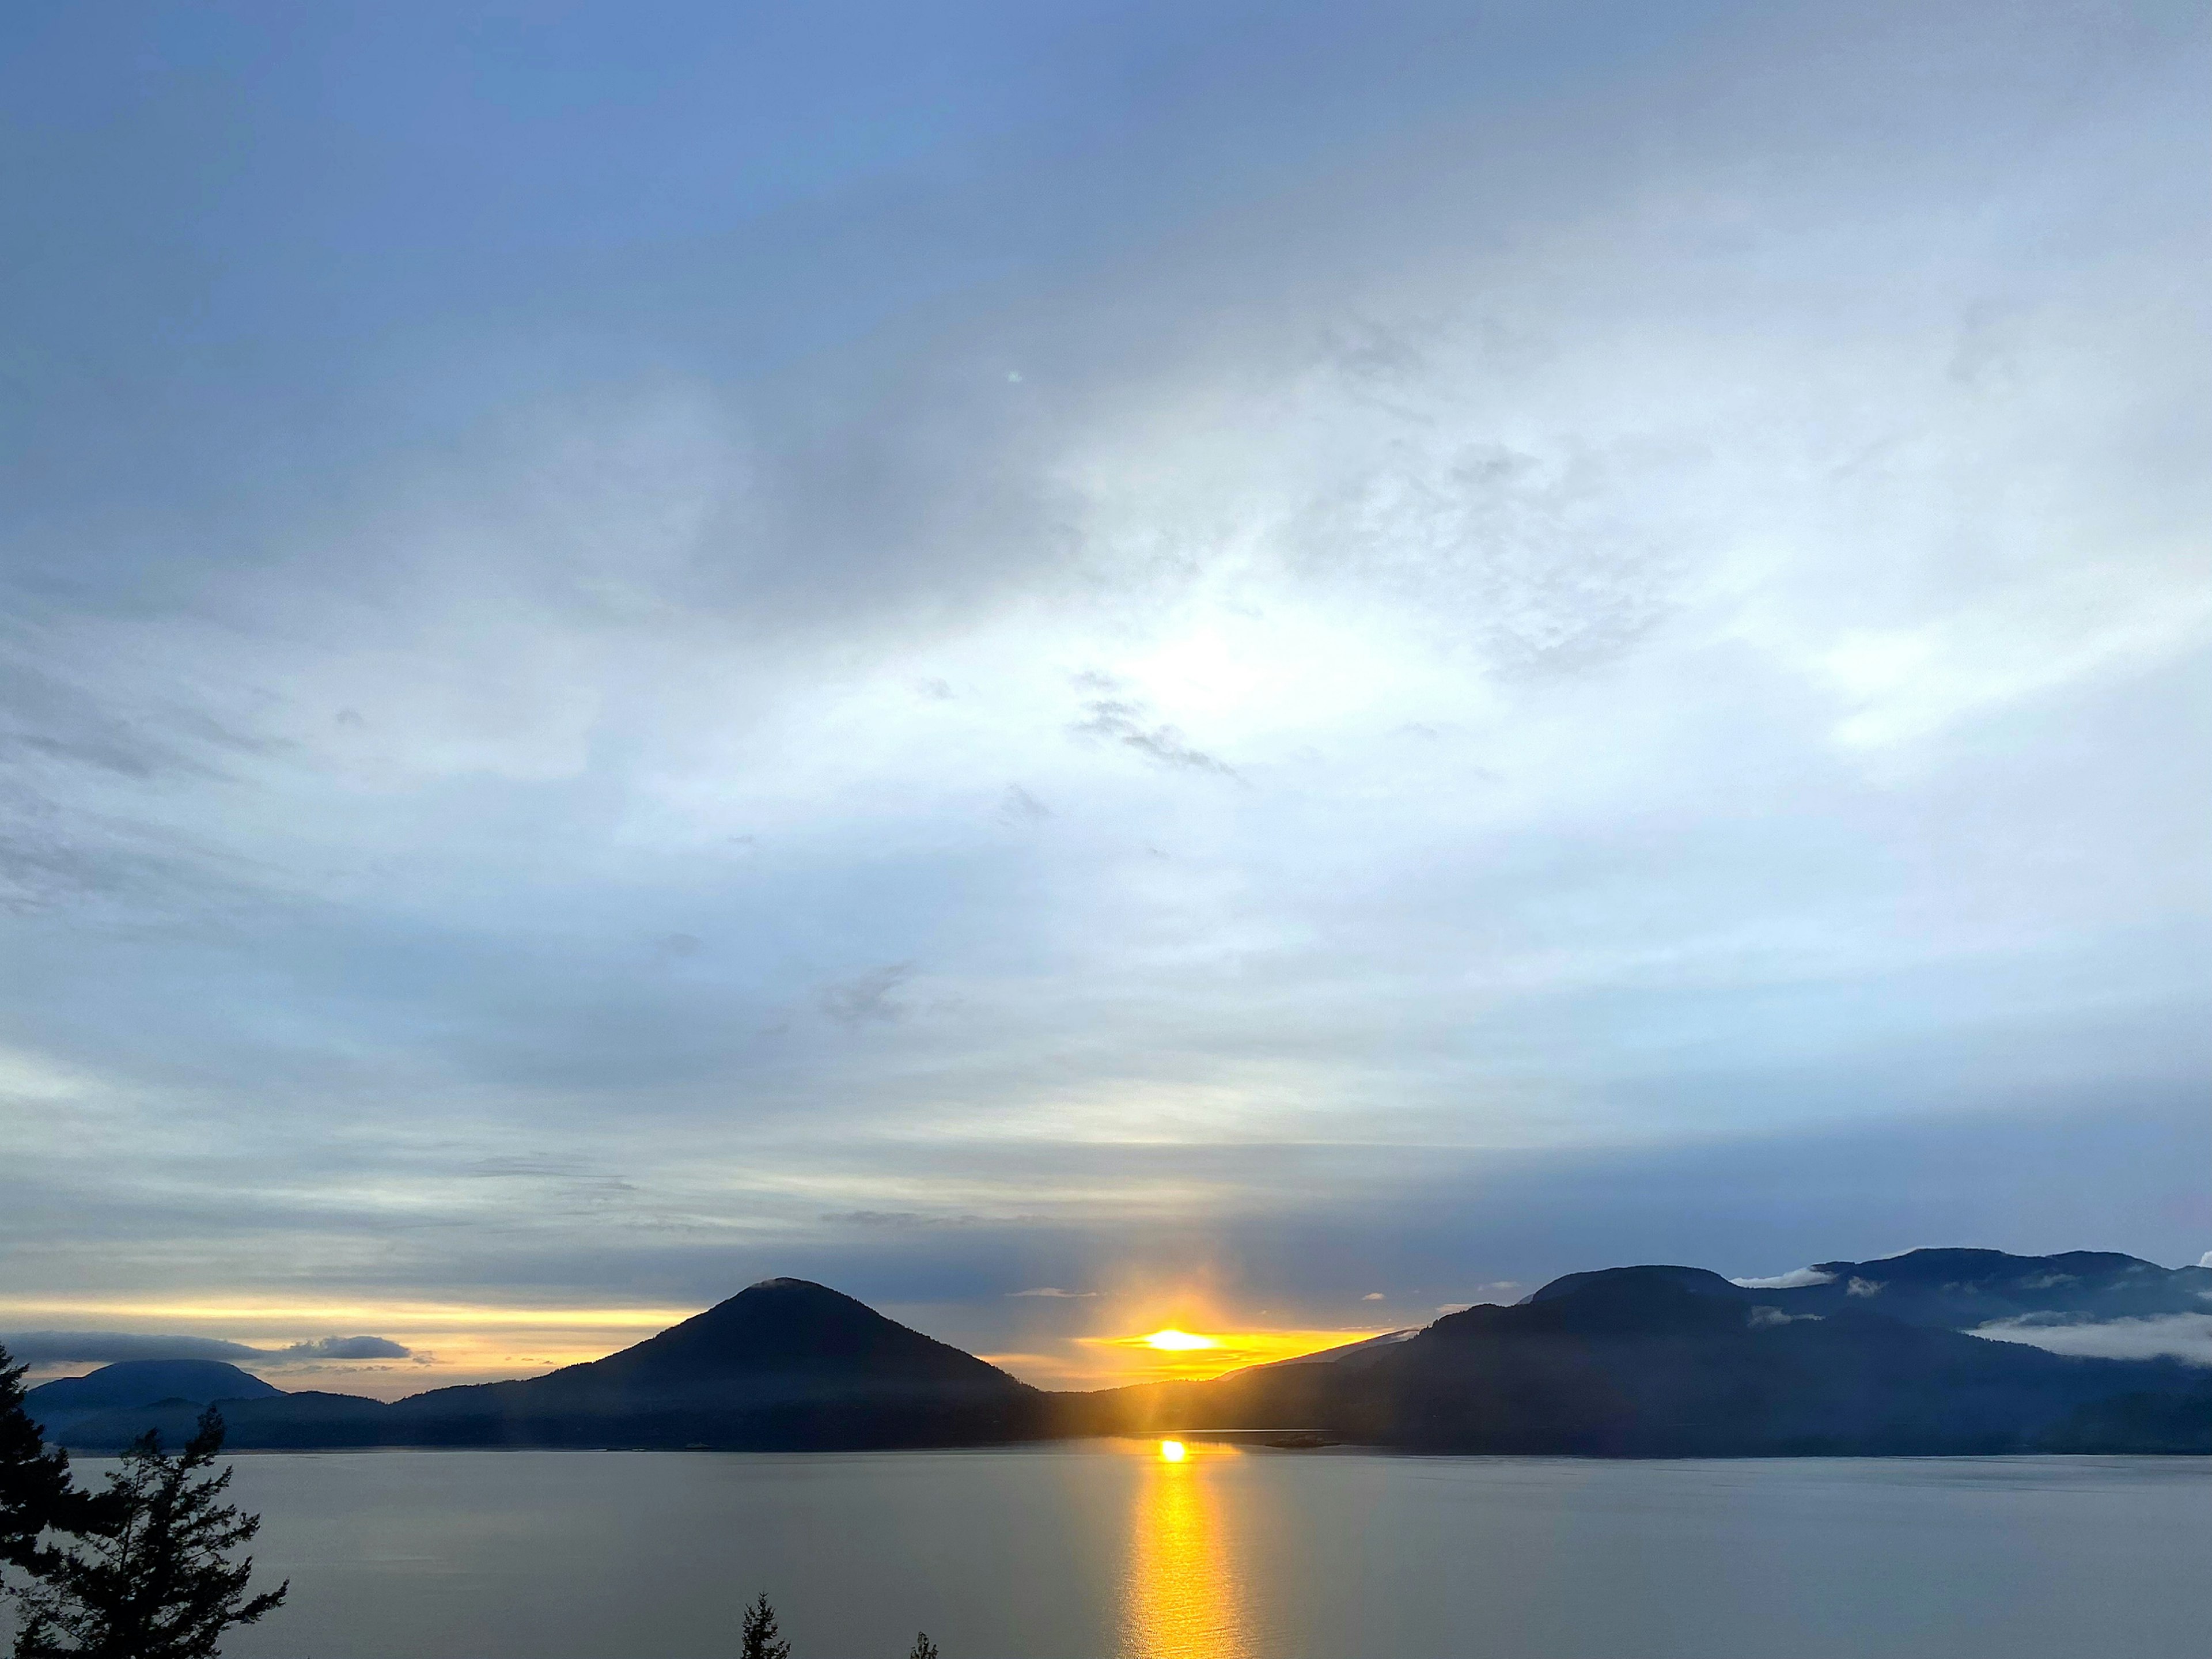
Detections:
[33, 1249, 2212, 1455]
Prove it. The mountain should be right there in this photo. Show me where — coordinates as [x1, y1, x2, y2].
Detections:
[43, 1253, 2212, 1456]
[1330, 1267, 2203, 1453]
[25, 1360, 282, 1437]
[383, 1277, 1043, 1449]
[54, 1278, 1044, 1452]
[1109, 1264, 2212, 1454]
[1731, 1248, 2212, 1331]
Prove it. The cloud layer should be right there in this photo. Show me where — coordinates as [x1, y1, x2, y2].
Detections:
[1, 1, 2206, 1382]
[2, 1332, 411, 1366]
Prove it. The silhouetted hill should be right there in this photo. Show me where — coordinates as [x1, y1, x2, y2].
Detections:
[59, 1279, 1043, 1451]
[384, 1277, 1042, 1449]
[26, 1360, 281, 1436]
[1075, 1263, 2212, 1453]
[47, 1255, 2212, 1455]
[1526, 1264, 1746, 1305]
[1320, 1270, 2200, 1453]
[51, 1391, 390, 1451]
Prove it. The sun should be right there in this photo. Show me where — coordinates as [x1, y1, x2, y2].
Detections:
[1141, 1328, 1219, 1352]
[1158, 1439, 1187, 1461]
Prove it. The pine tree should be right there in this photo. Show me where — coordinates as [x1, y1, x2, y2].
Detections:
[907, 1634, 940, 1659]
[738, 1591, 790, 1659]
[10, 1408, 286, 1659]
[1, 1344, 92, 1582]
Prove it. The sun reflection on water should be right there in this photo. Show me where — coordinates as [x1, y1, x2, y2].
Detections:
[1120, 1439, 1252, 1659]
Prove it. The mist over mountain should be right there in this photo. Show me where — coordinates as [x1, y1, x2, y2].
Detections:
[1729, 1248, 2212, 1328]
[39, 1251, 2212, 1457]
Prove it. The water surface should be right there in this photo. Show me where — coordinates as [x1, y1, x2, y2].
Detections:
[79, 1443, 2212, 1658]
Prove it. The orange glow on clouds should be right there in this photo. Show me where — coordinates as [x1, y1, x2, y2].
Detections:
[2, 1291, 1392, 1396]
[0, 1294, 691, 1400]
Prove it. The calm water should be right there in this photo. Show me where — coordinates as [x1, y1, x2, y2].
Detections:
[58, 1443, 2212, 1658]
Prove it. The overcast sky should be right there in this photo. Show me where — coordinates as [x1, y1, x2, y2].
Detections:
[3, 0, 2207, 1392]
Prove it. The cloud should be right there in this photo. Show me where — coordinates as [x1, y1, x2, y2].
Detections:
[0, 0, 2203, 1376]
[273, 1336, 412, 1361]
[2, 1331, 266, 1364]
[1747, 1306, 1821, 1328]
[1361, 1291, 1385, 1301]
[1007, 1287, 1094, 1298]
[1069, 699, 1237, 777]
[1730, 1267, 1839, 1290]
[2, 1331, 412, 1365]
[821, 1211, 936, 1229]
[998, 785, 1052, 825]
[1974, 1315, 2212, 1368]
[818, 964, 915, 1028]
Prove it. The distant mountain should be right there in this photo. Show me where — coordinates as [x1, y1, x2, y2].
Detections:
[1330, 1267, 2209, 1453]
[25, 1360, 282, 1437]
[1074, 1259, 2212, 1454]
[44, 1254, 2212, 1456]
[1730, 1248, 2212, 1331]
[55, 1278, 1044, 1452]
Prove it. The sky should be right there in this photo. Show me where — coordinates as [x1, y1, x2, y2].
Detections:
[2, 0, 2207, 1396]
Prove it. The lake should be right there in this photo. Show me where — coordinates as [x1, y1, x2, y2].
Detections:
[59, 1443, 2212, 1658]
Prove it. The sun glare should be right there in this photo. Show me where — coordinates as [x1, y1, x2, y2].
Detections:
[1159, 1439, 1187, 1461]
[1066, 1323, 1389, 1385]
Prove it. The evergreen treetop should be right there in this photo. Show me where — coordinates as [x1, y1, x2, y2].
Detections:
[9, 1407, 287, 1659]
[0, 1347, 110, 1582]
[739, 1590, 791, 1659]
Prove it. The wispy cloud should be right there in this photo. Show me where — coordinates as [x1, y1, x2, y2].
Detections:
[2, 1331, 412, 1366]
[1731, 1268, 1839, 1290]
[1069, 699, 1237, 778]
[1974, 1315, 2212, 1367]
[819, 964, 916, 1028]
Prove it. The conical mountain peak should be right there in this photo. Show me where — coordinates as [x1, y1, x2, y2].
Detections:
[546, 1276, 1031, 1397]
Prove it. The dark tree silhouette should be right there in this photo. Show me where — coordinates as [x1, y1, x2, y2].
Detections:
[907, 1634, 940, 1659]
[738, 1591, 790, 1659]
[10, 1408, 286, 1659]
[1, 1346, 91, 1581]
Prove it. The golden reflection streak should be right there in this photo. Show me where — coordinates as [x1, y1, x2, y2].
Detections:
[1122, 1440, 1251, 1659]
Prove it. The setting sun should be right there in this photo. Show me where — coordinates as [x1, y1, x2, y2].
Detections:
[1158, 1439, 1187, 1461]
[1066, 1323, 1393, 1385]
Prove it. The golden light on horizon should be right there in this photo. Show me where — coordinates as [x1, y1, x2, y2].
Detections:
[1068, 1324, 1389, 1385]
[1159, 1438, 1187, 1461]
[0, 1294, 698, 1400]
